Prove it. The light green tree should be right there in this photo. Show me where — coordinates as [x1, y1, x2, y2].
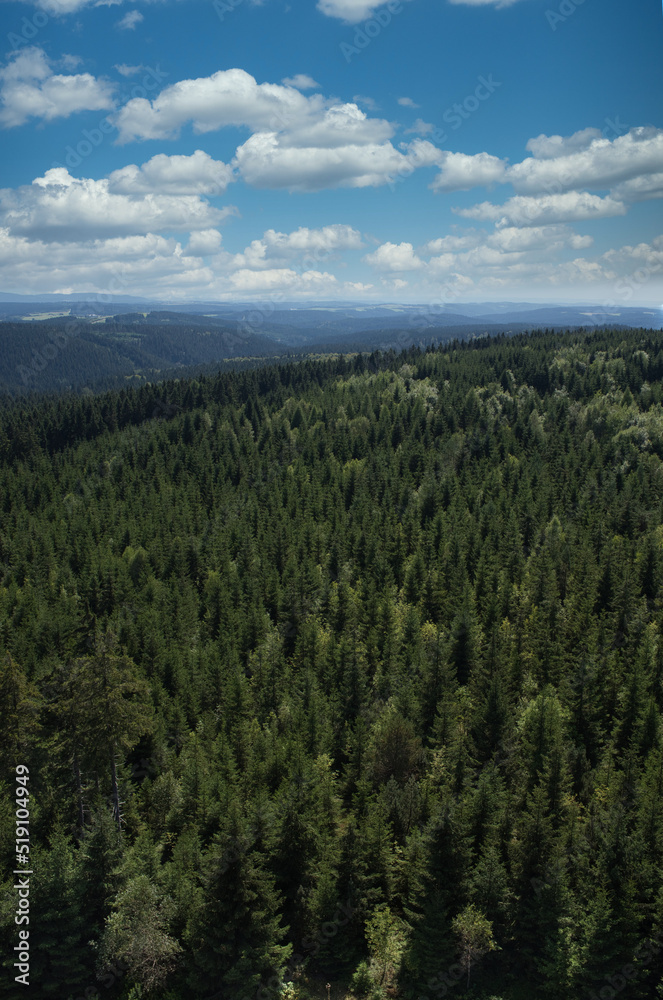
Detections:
[365, 904, 405, 988]
[452, 904, 497, 988]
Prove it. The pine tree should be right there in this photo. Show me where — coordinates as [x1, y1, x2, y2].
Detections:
[400, 805, 468, 996]
[187, 801, 291, 998]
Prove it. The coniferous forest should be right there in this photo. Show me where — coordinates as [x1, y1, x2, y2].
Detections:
[3, 326, 663, 1000]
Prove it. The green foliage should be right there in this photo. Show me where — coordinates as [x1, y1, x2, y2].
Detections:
[452, 904, 497, 987]
[1, 327, 663, 999]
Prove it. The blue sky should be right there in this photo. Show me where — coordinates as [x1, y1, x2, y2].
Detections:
[0, 0, 661, 305]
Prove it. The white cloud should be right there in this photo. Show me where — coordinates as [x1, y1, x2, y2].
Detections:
[281, 74, 320, 90]
[228, 267, 339, 294]
[601, 236, 663, 272]
[508, 127, 663, 195]
[233, 133, 432, 191]
[456, 191, 626, 227]
[404, 118, 434, 136]
[423, 233, 480, 253]
[60, 54, 83, 70]
[116, 9, 143, 28]
[426, 225, 591, 256]
[273, 102, 393, 148]
[260, 224, 363, 254]
[0, 47, 114, 127]
[37, 0, 96, 12]
[447, 0, 526, 6]
[232, 224, 363, 268]
[431, 151, 507, 192]
[0, 167, 232, 241]
[0, 227, 211, 297]
[108, 150, 234, 195]
[113, 67, 325, 142]
[184, 229, 224, 256]
[525, 128, 603, 160]
[398, 97, 419, 108]
[486, 225, 592, 252]
[317, 0, 410, 22]
[610, 172, 663, 203]
[115, 64, 144, 77]
[353, 94, 379, 112]
[363, 241, 424, 271]
[425, 128, 663, 229]
[111, 68, 449, 192]
[359, 221, 625, 300]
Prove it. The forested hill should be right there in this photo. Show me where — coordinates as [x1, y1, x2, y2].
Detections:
[2, 327, 663, 1000]
[0, 316, 282, 396]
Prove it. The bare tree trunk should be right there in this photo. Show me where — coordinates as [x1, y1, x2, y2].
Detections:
[110, 747, 122, 831]
[73, 751, 85, 839]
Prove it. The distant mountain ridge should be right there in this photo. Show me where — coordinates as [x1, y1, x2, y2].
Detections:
[0, 293, 661, 334]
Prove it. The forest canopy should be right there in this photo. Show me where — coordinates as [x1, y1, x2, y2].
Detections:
[1, 326, 663, 1000]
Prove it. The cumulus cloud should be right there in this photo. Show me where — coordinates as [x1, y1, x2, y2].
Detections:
[232, 224, 363, 268]
[0, 226, 212, 297]
[112, 67, 325, 142]
[35, 0, 96, 12]
[234, 133, 431, 191]
[363, 242, 424, 271]
[228, 267, 339, 293]
[60, 54, 83, 70]
[360, 221, 611, 298]
[507, 127, 663, 195]
[0, 167, 232, 241]
[398, 97, 419, 108]
[446, 0, 526, 6]
[426, 128, 663, 234]
[116, 9, 143, 28]
[404, 118, 434, 136]
[426, 225, 590, 256]
[115, 64, 145, 77]
[612, 173, 663, 202]
[353, 94, 379, 112]
[281, 74, 320, 90]
[423, 233, 482, 253]
[110, 68, 451, 192]
[431, 151, 507, 192]
[317, 0, 410, 22]
[455, 191, 626, 227]
[525, 128, 603, 160]
[274, 102, 393, 149]
[0, 47, 114, 127]
[184, 229, 224, 256]
[108, 150, 234, 195]
[487, 225, 592, 253]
